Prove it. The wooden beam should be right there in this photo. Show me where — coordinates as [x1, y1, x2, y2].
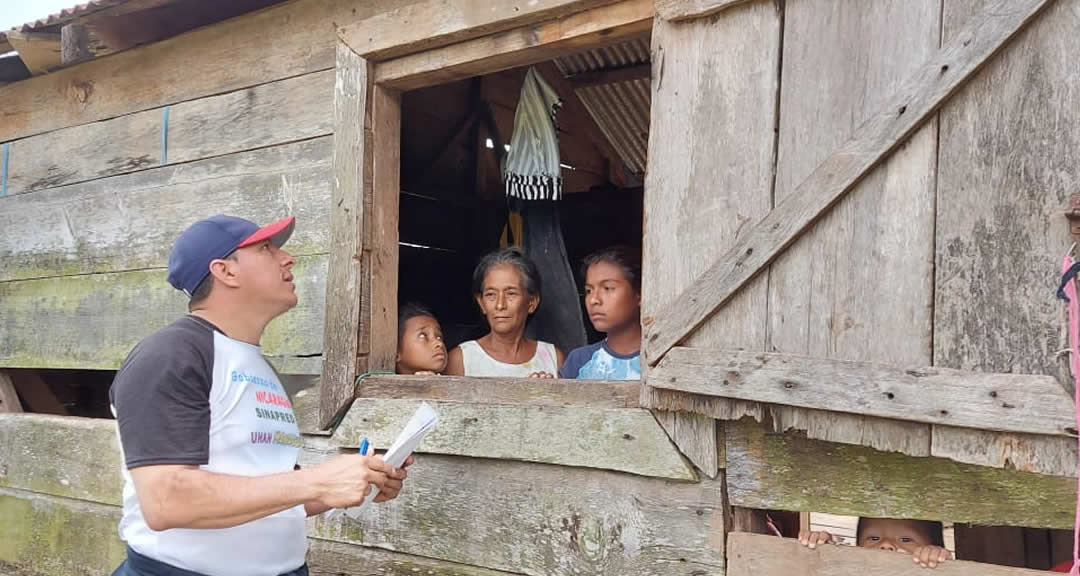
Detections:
[0, 489, 126, 576]
[60, 24, 93, 66]
[308, 538, 519, 576]
[0, 0, 412, 144]
[7, 30, 62, 76]
[725, 421, 1075, 530]
[0, 373, 23, 413]
[565, 62, 650, 89]
[332, 398, 697, 480]
[321, 42, 370, 429]
[357, 374, 641, 408]
[0, 256, 327, 371]
[654, 410, 719, 478]
[373, 0, 653, 92]
[339, 0, 619, 60]
[1, 137, 332, 282]
[8, 371, 67, 415]
[655, 0, 752, 22]
[367, 85, 401, 372]
[2, 70, 332, 197]
[310, 454, 725, 575]
[727, 532, 1053, 576]
[649, 347, 1075, 437]
[642, 0, 1057, 366]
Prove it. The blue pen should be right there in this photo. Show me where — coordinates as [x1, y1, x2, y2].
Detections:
[358, 437, 369, 456]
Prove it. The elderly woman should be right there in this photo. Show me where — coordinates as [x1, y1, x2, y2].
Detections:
[446, 247, 565, 378]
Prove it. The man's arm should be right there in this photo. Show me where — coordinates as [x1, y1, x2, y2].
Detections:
[132, 453, 401, 530]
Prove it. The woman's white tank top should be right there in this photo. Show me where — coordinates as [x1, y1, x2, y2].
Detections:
[459, 340, 559, 377]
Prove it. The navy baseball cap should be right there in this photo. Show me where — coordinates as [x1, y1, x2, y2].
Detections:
[167, 214, 295, 297]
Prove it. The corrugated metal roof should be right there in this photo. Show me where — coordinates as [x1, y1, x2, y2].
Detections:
[0, 0, 131, 48]
[554, 36, 652, 176]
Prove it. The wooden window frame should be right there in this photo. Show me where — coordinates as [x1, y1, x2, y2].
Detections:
[318, 0, 655, 427]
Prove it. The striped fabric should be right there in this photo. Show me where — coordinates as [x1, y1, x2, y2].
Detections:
[504, 67, 563, 201]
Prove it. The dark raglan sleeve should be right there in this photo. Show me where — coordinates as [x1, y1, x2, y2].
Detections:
[559, 346, 590, 379]
[109, 320, 214, 469]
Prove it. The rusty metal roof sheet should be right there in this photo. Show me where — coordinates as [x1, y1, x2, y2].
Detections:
[554, 36, 652, 176]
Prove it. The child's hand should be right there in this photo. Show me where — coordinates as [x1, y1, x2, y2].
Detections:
[413, 371, 440, 376]
[528, 371, 555, 379]
[798, 530, 838, 549]
[911, 545, 950, 568]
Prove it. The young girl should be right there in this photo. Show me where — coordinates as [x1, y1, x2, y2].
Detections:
[396, 303, 447, 375]
[561, 246, 641, 380]
[447, 247, 563, 377]
[800, 517, 951, 569]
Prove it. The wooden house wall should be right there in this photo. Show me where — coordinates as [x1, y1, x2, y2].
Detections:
[0, 0, 426, 374]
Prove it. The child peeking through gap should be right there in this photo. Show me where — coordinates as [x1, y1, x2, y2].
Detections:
[396, 303, 447, 375]
[800, 518, 951, 569]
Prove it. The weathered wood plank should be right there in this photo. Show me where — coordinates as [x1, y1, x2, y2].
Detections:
[293, 381, 331, 435]
[643, 0, 778, 357]
[332, 398, 696, 480]
[655, 0, 751, 21]
[0, 415, 122, 506]
[0, 373, 23, 413]
[643, 0, 1057, 366]
[935, 0, 1080, 379]
[725, 421, 1075, 530]
[367, 85, 401, 372]
[6, 31, 61, 76]
[8, 371, 67, 415]
[727, 532, 1052, 576]
[650, 348, 1075, 437]
[768, 406, 932, 457]
[934, 0, 1080, 497]
[321, 43, 370, 430]
[339, 0, 618, 60]
[0, 137, 332, 283]
[932, 424, 1077, 478]
[764, 0, 940, 455]
[373, 0, 653, 92]
[0, 0, 411, 144]
[4, 70, 333, 197]
[0, 255, 328, 371]
[654, 410, 719, 478]
[0, 488, 125, 576]
[357, 374, 641, 408]
[310, 454, 725, 576]
[642, 0, 780, 476]
[307, 538, 518, 576]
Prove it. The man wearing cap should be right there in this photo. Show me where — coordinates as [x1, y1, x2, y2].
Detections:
[109, 215, 409, 576]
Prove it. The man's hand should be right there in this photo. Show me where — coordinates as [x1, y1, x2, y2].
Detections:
[308, 453, 397, 509]
[373, 456, 414, 502]
[910, 545, 951, 569]
[798, 530, 838, 549]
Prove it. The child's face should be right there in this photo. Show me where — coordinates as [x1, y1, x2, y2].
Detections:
[858, 518, 936, 555]
[476, 264, 538, 336]
[585, 261, 641, 334]
[396, 315, 447, 374]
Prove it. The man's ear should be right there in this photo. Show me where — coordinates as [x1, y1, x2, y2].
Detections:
[208, 258, 241, 289]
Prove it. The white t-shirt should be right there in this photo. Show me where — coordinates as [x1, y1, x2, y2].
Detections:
[110, 316, 306, 576]
[458, 339, 559, 377]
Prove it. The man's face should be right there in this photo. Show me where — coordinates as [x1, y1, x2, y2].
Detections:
[230, 240, 297, 314]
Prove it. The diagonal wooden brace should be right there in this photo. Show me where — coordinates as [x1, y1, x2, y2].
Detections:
[643, 0, 1056, 367]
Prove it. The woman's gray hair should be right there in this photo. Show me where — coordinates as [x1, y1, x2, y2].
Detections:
[472, 247, 542, 298]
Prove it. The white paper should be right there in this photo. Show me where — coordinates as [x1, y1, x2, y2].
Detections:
[340, 401, 438, 520]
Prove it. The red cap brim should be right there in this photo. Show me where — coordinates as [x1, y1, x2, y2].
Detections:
[237, 216, 295, 249]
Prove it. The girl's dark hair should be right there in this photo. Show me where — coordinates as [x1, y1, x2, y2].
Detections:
[472, 247, 542, 298]
[582, 245, 642, 293]
[856, 518, 945, 547]
[398, 302, 436, 342]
